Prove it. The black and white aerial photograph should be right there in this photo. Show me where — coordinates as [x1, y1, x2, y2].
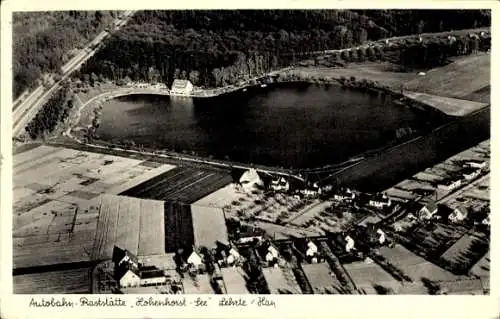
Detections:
[11, 9, 491, 295]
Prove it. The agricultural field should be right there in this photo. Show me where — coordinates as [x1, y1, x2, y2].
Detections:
[378, 244, 458, 283]
[191, 205, 229, 249]
[181, 274, 214, 294]
[403, 92, 489, 117]
[301, 262, 342, 294]
[249, 221, 323, 240]
[262, 267, 302, 294]
[390, 223, 467, 262]
[286, 201, 334, 227]
[119, 166, 233, 204]
[343, 261, 402, 294]
[164, 202, 195, 253]
[439, 234, 489, 274]
[12, 144, 182, 269]
[91, 194, 165, 260]
[221, 267, 250, 294]
[469, 250, 490, 278]
[404, 53, 490, 99]
[14, 268, 91, 294]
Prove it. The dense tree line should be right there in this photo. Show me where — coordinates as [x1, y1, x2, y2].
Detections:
[355, 10, 491, 37]
[397, 34, 490, 68]
[13, 11, 118, 98]
[74, 10, 490, 89]
[24, 85, 73, 139]
[310, 33, 490, 70]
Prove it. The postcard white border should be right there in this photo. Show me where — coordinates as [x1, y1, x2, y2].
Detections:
[1, 1, 499, 319]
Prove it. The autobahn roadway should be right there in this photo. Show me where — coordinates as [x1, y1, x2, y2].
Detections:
[12, 10, 137, 137]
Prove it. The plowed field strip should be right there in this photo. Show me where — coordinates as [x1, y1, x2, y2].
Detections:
[132, 171, 208, 200]
[120, 167, 196, 197]
[168, 174, 233, 204]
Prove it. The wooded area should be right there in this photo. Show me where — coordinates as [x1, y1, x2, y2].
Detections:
[24, 85, 72, 139]
[74, 10, 490, 88]
[14, 10, 491, 96]
[13, 11, 117, 98]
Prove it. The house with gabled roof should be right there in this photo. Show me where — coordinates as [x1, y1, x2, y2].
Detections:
[449, 206, 468, 223]
[418, 201, 438, 220]
[113, 246, 166, 288]
[170, 79, 194, 95]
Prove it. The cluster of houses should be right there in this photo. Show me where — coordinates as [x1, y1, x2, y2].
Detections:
[112, 242, 247, 290]
[413, 199, 489, 226]
[437, 160, 486, 192]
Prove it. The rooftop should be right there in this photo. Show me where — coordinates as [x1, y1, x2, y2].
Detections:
[171, 79, 192, 89]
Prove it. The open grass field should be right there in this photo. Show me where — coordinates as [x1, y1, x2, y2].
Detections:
[403, 91, 488, 117]
[290, 62, 421, 88]
[91, 195, 165, 260]
[13, 268, 91, 294]
[262, 267, 302, 294]
[120, 166, 233, 204]
[404, 54, 490, 99]
[378, 244, 458, 283]
[343, 261, 402, 294]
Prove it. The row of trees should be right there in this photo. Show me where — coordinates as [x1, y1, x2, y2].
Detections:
[309, 33, 490, 70]
[397, 35, 490, 68]
[13, 11, 118, 98]
[24, 85, 73, 139]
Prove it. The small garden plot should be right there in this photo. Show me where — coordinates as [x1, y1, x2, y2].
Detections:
[378, 244, 457, 283]
[344, 261, 402, 294]
[262, 267, 302, 294]
[193, 183, 242, 209]
[440, 234, 489, 274]
[67, 190, 99, 200]
[301, 262, 342, 294]
[469, 250, 489, 278]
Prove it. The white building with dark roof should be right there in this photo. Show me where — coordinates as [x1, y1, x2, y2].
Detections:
[418, 201, 438, 220]
[170, 79, 194, 95]
[368, 193, 391, 208]
[239, 169, 264, 192]
[449, 206, 468, 223]
[113, 246, 166, 288]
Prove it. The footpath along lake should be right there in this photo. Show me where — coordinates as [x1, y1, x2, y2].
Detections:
[97, 82, 436, 169]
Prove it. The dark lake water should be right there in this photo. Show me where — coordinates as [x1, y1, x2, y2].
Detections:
[97, 83, 431, 169]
